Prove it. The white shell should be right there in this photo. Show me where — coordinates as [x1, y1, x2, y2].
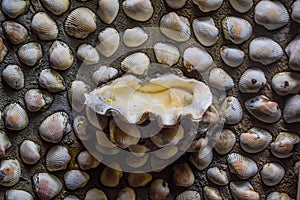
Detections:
[122, 0, 154, 22]
[208, 68, 234, 90]
[19, 140, 40, 164]
[39, 69, 66, 92]
[214, 129, 236, 155]
[121, 52, 150, 75]
[64, 170, 90, 190]
[3, 21, 28, 45]
[165, 0, 187, 9]
[230, 181, 260, 200]
[123, 27, 148, 48]
[76, 43, 99, 65]
[2, 64, 24, 90]
[33, 173, 63, 200]
[85, 188, 107, 200]
[192, 17, 219, 47]
[77, 151, 100, 170]
[97, 0, 119, 24]
[227, 153, 258, 179]
[261, 162, 285, 186]
[68, 80, 91, 112]
[5, 190, 34, 200]
[0, 38, 8, 62]
[176, 190, 201, 200]
[97, 27, 120, 57]
[285, 35, 300, 71]
[249, 37, 283, 65]
[3, 103, 28, 131]
[292, 0, 300, 24]
[189, 146, 213, 170]
[92, 65, 118, 85]
[283, 94, 300, 123]
[254, 1, 289, 30]
[31, 12, 58, 40]
[192, 0, 223, 12]
[223, 96, 243, 125]
[40, 0, 70, 15]
[272, 72, 300, 96]
[222, 17, 252, 44]
[207, 167, 229, 186]
[220, 46, 244, 67]
[46, 145, 71, 171]
[229, 0, 253, 13]
[266, 192, 293, 200]
[238, 68, 266, 93]
[0, 159, 21, 187]
[1, 0, 29, 18]
[183, 47, 213, 72]
[49, 41, 74, 70]
[154, 43, 180, 67]
[18, 42, 43, 66]
[270, 132, 300, 158]
[24, 89, 53, 112]
[203, 186, 222, 200]
[0, 131, 11, 156]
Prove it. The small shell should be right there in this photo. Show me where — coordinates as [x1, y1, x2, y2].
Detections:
[31, 12, 58, 40]
[272, 72, 300, 96]
[64, 170, 90, 190]
[151, 125, 184, 147]
[160, 12, 191, 42]
[85, 188, 107, 200]
[73, 116, 91, 141]
[33, 173, 63, 200]
[68, 80, 91, 112]
[18, 42, 43, 66]
[227, 153, 258, 179]
[223, 96, 243, 125]
[46, 145, 71, 171]
[121, 52, 150, 75]
[270, 132, 300, 158]
[77, 151, 100, 170]
[203, 186, 222, 200]
[97, 0, 119, 24]
[165, 0, 187, 9]
[97, 27, 120, 57]
[285, 35, 300, 71]
[192, 17, 219, 47]
[0, 131, 11, 156]
[261, 162, 285, 186]
[222, 17, 252, 44]
[39, 112, 71, 143]
[208, 68, 234, 90]
[92, 66, 118, 85]
[220, 46, 245, 67]
[5, 190, 34, 200]
[192, 0, 223, 12]
[76, 43, 99, 65]
[49, 41, 74, 70]
[149, 179, 170, 200]
[249, 37, 283, 65]
[100, 163, 123, 187]
[240, 127, 272, 153]
[24, 89, 53, 112]
[207, 167, 229, 186]
[19, 140, 40, 164]
[64, 195, 80, 200]
[173, 163, 194, 187]
[39, 69, 66, 92]
[245, 95, 281, 123]
[292, 1, 300, 24]
[183, 47, 213, 72]
[2, 65, 24, 90]
[254, 1, 289, 30]
[266, 192, 293, 200]
[0, 38, 8, 62]
[153, 43, 180, 67]
[127, 172, 152, 188]
[3, 103, 28, 131]
[0, 159, 21, 187]
[65, 7, 97, 39]
[123, 0, 154, 22]
[1, 0, 29, 18]
[229, 0, 253, 13]
[230, 181, 260, 200]
[190, 146, 213, 170]
[123, 27, 148, 48]
[176, 190, 201, 200]
[3, 21, 28, 45]
[239, 68, 266, 93]
[283, 94, 300, 123]
[116, 187, 136, 200]
[40, 0, 70, 15]
[214, 129, 236, 155]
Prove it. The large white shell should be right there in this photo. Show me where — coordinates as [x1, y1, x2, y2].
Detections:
[270, 132, 300, 158]
[123, 27, 148, 48]
[223, 96, 243, 125]
[292, 0, 300, 24]
[18, 42, 42, 66]
[97, 0, 119, 24]
[49, 41, 74, 71]
[229, 0, 253, 13]
[121, 52, 150, 75]
[207, 167, 229, 186]
[272, 72, 300, 96]
[227, 153, 258, 179]
[2, 64, 24, 90]
[192, 0, 223, 12]
[31, 12, 58, 41]
[285, 35, 300, 71]
[123, 0, 153, 22]
[76, 43, 99, 65]
[46, 145, 71, 171]
[40, 0, 69, 15]
[64, 170, 90, 190]
[261, 162, 285, 186]
[165, 0, 187, 9]
[220, 46, 244, 67]
[283, 94, 300, 123]
[3, 103, 28, 131]
[154, 43, 180, 67]
[97, 27, 120, 58]
[238, 68, 266, 93]
[208, 68, 234, 90]
[33, 173, 62, 200]
[222, 17, 252, 44]
[39, 69, 66, 92]
[192, 17, 219, 47]
[183, 47, 213, 72]
[0, 131, 11, 156]
[1, 0, 29, 18]
[5, 190, 34, 200]
[214, 129, 236, 155]
[20, 140, 40, 164]
[0, 159, 21, 187]
[230, 181, 260, 200]
[92, 66, 118, 85]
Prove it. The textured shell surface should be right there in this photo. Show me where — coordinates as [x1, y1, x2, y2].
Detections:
[266, 192, 293, 200]
[2, 64, 24, 90]
[192, 17, 219, 47]
[292, 0, 300, 24]
[283, 94, 300, 123]
[127, 172, 152, 188]
[223, 96, 243, 125]
[121, 52, 150, 75]
[122, 0, 154, 22]
[189, 146, 213, 170]
[220, 46, 245, 67]
[116, 187, 136, 200]
[0, 38, 8, 62]
[85, 188, 108, 200]
[49, 41, 74, 70]
[208, 68, 234, 90]
[229, 0, 253, 13]
[97, 0, 119, 24]
[261, 162, 285, 186]
[73, 115, 90, 141]
[176, 190, 201, 200]
[77, 43, 99, 65]
[38, 69, 66, 92]
[3, 21, 28, 45]
[3, 103, 28, 131]
[46, 145, 71, 171]
[0, 159, 21, 187]
[24, 89, 53, 112]
[68, 80, 91, 112]
[64, 170, 90, 190]
[97, 27, 120, 58]
[222, 17, 252, 44]
[77, 151, 100, 170]
[165, 0, 187, 9]
[92, 65, 118, 85]
[31, 12, 58, 41]
[183, 47, 213, 72]
[19, 140, 40, 164]
[272, 72, 300, 96]
[18, 42, 43, 66]
[173, 163, 194, 187]
[206, 167, 229, 186]
[154, 42, 180, 67]
[40, 0, 70, 15]
[149, 179, 170, 200]
[230, 181, 260, 200]
[270, 132, 300, 158]
[239, 68, 266, 93]
[192, 0, 223, 12]
[214, 129, 236, 155]
[285, 35, 300, 71]
[123, 27, 148, 47]
[0, 131, 11, 156]
[1, 0, 29, 18]
[5, 189, 34, 200]
[227, 153, 258, 179]
[33, 173, 63, 200]
[203, 186, 223, 200]
[100, 163, 123, 187]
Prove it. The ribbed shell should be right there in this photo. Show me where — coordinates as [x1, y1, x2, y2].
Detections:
[229, 0, 253, 13]
[18, 42, 43, 66]
[2, 65, 24, 90]
[0, 159, 21, 187]
[292, 1, 300, 24]
[208, 68, 234, 90]
[77, 151, 100, 170]
[3, 103, 28, 131]
[123, 27, 148, 47]
[31, 12, 58, 40]
[39, 69, 66, 92]
[223, 96, 243, 125]
[230, 181, 260, 200]
[154, 42, 180, 67]
[227, 153, 258, 179]
[68, 80, 91, 112]
[183, 47, 213, 72]
[283, 94, 300, 123]
[220, 46, 245, 67]
[97, 0, 119, 24]
[176, 190, 201, 200]
[121, 52, 150, 75]
[24, 89, 53, 112]
[222, 17, 252, 44]
[192, 17, 219, 47]
[64, 170, 90, 190]
[123, 0, 154, 22]
[5, 190, 34, 200]
[19, 140, 40, 164]
[0, 131, 11, 156]
[192, 0, 223, 12]
[272, 72, 300, 96]
[261, 163, 285, 186]
[214, 129, 236, 155]
[49, 41, 74, 70]
[1, 0, 29, 18]
[239, 68, 266, 93]
[97, 27, 120, 58]
[285, 35, 300, 71]
[33, 173, 63, 200]
[40, 0, 70, 15]
[92, 65, 119, 85]
[46, 145, 71, 171]
[3, 21, 28, 45]
[76, 43, 99, 65]
[270, 132, 300, 158]
[207, 167, 229, 186]
[165, 0, 187, 9]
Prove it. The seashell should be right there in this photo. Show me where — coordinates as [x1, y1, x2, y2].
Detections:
[149, 179, 170, 200]
[100, 163, 123, 187]
[68, 80, 91, 112]
[240, 127, 272, 154]
[0, 38, 8, 62]
[19, 140, 40, 164]
[18, 42, 43, 66]
[0, 131, 11, 156]
[153, 42, 180, 67]
[208, 68, 234, 90]
[292, 1, 300, 24]
[261, 162, 285, 186]
[254, 1, 289, 30]
[97, 0, 119, 24]
[283, 94, 300, 123]
[222, 17, 252, 44]
[239, 68, 266, 93]
[85, 107, 108, 130]
[127, 172, 152, 188]
[33, 173, 62, 200]
[176, 190, 201, 200]
[46, 145, 71, 171]
[1, 0, 29, 18]
[65, 7, 97, 39]
[173, 163, 194, 187]
[245, 95, 281, 123]
[151, 125, 184, 147]
[223, 96, 243, 125]
[85, 188, 107, 200]
[3, 103, 28, 131]
[230, 181, 260, 200]
[31, 12, 58, 40]
[116, 187, 136, 200]
[49, 41, 74, 70]
[192, 0, 223, 12]
[92, 65, 118, 85]
[2, 64, 24, 90]
[97, 27, 120, 57]
[5, 190, 34, 200]
[183, 47, 213, 72]
[249, 37, 283, 65]
[227, 153, 258, 179]
[123, 27, 148, 48]
[165, 0, 187, 9]
[121, 52, 150, 75]
[76, 43, 99, 65]
[73, 116, 91, 141]
[77, 151, 100, 170]
[270, 132, 300, 158]
[220, 46, 244, 67]
[154, 145, 178, 160]
[229, 0, 253, 13]
[272, 72, 300, 96]
[123, 0, 154, 22]
[24, 89, 53, 112]
[160, 12, 191, 42]
[192, 17, 219, 47]
[3, 21, 28, 45]
[64, 195, 80, 200]
[64, 170, 90, 190]
[0, 159, 21, 187]
[39, 69, 66, 92]
[39, 112, 71, 143]
[203, 186, 222, 200]
[207, 167, 229, 186]
[190, 146, 213, 170]
[266, 192, 293, 200]
[285, 35, 300, 71]
[214, 129, 236, 155]
[40, 0, 70, 15]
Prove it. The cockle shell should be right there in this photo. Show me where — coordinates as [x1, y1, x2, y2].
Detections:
[270, 132, 300, 158]
[165, 0, 187, 9]
[223, 96, 243, 125]
[33, 173, 63, 200]
[77, 151, 100, 170]
[208, 68, 234, 90]
[227, 153, 258, 179]
[19, 140, 40, 164]
[92, 65, 119, 85]
[261, 162, 285, 186]
[173, 163, 194, 187]
[220, 46, 245, 67]
[249, 37, 283, 65]
[192, 0, 223, 12]
[5, 190, 34, 200]
[272, 72, 300, 96]
[123, 0, 154, 22]
[68, 80, 91, 112]
[97, 0, 119, 24]
[127, 172, 152, 188]
[245, 95, 281, 123]
[1, 0, 29, 18]
[97, 27, 120, 57]
[18, 42, 43, 66]
[154, 42, 180, 67]
[230, 181, 260, 200]
[149, 179, 170, 200]
[0, 38, 8, 62]
[123, 27, 148, 48]
[266, 192, 293, 200]
[176, 190, 201, 200]
[3, 21, 28, 45]
[73, 116, 91, 141]
[77, 43, 100, 65]
[222, 17, 252, 44]
[192, 17, 219, 47]
[100, 163, 123, 187]
[49, 41, 74, 70]
[254, 1, 289, 30]
[85, 188, 107, 200]
[207, 167, 229, 186]
[214, 129, 236, 155]
[64, 170, 90, 190]
[40, 0, 70, 15]
[31, 12, 58, 40]
[151, 125, 184, 147]
[65, 7, 97, 39]
[229, 0, 253, 13]
[239, 68, 266, 93]
[39, 69, 66, 92]
[190, 146, 213, 170]
[2, 65, 24, 90]
[183, 47, 213, 72]
[285, 35, 300, 71]
[0, 159, 21, 187]
[3, 103, 28, 131]
[46, 145, 71, 171]
[292, 1, 300, 24]
[0, 131, 11, 156]
[116, 187, 136, 200]
[160, 12, 191, 42]
[24, 89, 53, 112]
[283, 94, 300, 123]
[203, 186, 222, 200]
[121, 52, 150, 75]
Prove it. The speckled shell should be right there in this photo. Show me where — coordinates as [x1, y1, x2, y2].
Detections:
[285, 35, 300, 71]
[123, 0, 154, 22]
[203, 186, 222, 200]
[192, 17, 219, 47]
[39, 69, 66, 92]
[46, 145, 71, 171]
[49, 41, 74, 70]
[220, 46, 245, 67]
[77, 151, 100, 170]
[0, 159, 21, 187]
[165, 0, 187, 9]
[24, 89, 53, 112]
[272, 72, 300, 96]
[266, 192, 293, 200]
[230, 181, 260, 200]
[214, 129, 236, 155]
[227, 153, 258, 179]
[40, 0, 70, 15]
[85, 188, 108, 200]
[154, 42, 180, 67]
[5, 190, 34, 200]
[18, 42, 43, 66]
[64, 170, 90, 190]
[33, 173, 63, 200]
[261, 162, 285, 186]
[3, 103, 29, 131]
[149, 179, 170, 200]
[208, 68, 234, 90]
[97, 0, 119, 24]
[97, 27, 120, 57]
[1, 0, 29, 18]
[31, 12, 58, 40]
[283, 94, 300, 123]
[19, 140, 40, 164]
[127, 172, 152, 188]
[192, 0, 223, 12]
[229, 0, 253, 13]
[292, 0, 300, 24]
[176, 190, 201, 200]
[222, 17, 252, 44]
[239, 68, 266, 93]
[68, 80, 91, 112]
[77, 43, 99, 65]
[207, 167, 229, 186]
[173, 163, 194, 187]
[3, 21, 28, 45]
[0, 131, 11, 156]
[183, 47, 213, 72]
[270, 132, 300, 158]
[92, 65, 119, 85]
[2, 65, 24, 90]
[121, 52, 150, 75]
[223, 96, 243, 125]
